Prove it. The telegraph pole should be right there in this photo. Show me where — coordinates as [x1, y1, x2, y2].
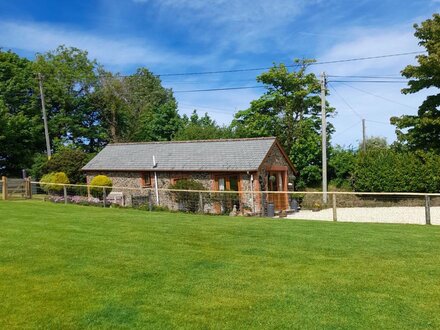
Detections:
[38, 73, 51, 160]
[321, 72, 327, 204]
[362, 119, 366, 153]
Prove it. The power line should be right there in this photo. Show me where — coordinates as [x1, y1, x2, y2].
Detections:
[116, 51, 425, 78]
[328, 82, 363, 119]
[339, 82, 416, 110]
[329, 80, 409, 83]
[173, 86, 264, 93]
[366, 119, 391, 125]
[327, 75, 407, 79]
[333, 120, 362, 138]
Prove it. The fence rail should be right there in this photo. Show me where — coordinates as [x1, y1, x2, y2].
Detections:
[1, 177, 439, 225]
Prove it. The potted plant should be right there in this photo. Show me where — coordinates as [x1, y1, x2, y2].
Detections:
[312, 201, 322, 212]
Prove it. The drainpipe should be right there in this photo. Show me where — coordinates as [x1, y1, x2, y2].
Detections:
[250, 173, 255, 213]
[153, 155, 159, 205]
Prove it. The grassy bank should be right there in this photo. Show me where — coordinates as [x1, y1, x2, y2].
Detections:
[1, 201, 440, 328]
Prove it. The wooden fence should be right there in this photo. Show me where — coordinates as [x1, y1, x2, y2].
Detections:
[0, 177, 438, 225]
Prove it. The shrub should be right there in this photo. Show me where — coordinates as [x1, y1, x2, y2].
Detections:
[352, 149, 440, 192]
[45, 148, 94, 183]
[90, 175, 113, 199]
[30, 148, 94, 182]
[169, 179, 206, 213]
[40, 172, 70, 194]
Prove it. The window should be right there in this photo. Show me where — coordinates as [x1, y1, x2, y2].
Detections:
[215, 175, 239, 191]
[218, 178, 225, 191]
[141, 172, 151, 187]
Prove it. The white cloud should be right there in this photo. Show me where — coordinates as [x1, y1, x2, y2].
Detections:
[0, 20, 206, 70]
[313, 24, 427, 146]
[132, 0, 322, 53]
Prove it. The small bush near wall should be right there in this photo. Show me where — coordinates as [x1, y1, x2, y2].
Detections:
[40, 172, 70, 194]
[169, 179, 206, 213]
[90, 175, 113, 199]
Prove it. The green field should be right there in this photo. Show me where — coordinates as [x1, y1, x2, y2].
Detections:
[1, 201, 440, 329]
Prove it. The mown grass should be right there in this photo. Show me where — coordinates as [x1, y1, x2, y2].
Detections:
[1, 200, 440, 329]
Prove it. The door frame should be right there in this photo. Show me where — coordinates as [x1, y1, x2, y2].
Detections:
[266, 166, 288, 211]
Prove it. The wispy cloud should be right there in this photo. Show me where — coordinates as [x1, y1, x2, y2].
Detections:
[314, 24, 426, 145]
[132, 0, 322, 53]
[0, 20, 207, 71]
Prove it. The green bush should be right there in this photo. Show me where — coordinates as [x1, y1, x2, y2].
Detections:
[169, 179, 206, 213]
[40, 172, 70, 193]
[90, 175, 113, 199]
[30, 148, 94, 183]
[353, 149, 440, 192]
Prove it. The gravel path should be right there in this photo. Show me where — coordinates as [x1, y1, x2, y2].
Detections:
[286, 206, 440, 225]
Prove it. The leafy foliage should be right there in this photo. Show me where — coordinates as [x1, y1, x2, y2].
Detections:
[40, 172, 70, 193]
[90, 175, 113, 199]
[328, 146, 357, 189]
[353, 148, 440, 192]
[391, 14, 440, 151]
[174, 110, 233, 140]
[169, 179, 206, 213]
[34, 46, 106, 152]
[232, 59, 334, 187]
[95, 68, 181, 142]
[90, 175, 113, 188]
[0, 51, 44, 176]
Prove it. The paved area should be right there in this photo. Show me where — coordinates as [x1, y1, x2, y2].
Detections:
[286, 206, 440, 225]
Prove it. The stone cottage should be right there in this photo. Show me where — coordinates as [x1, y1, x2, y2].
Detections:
[82, 137, 297, 214]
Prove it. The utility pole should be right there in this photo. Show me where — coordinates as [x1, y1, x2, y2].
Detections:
[38, 73, 51, 160]
[321, 72, 327, 204]
[362, 119, 366, 153]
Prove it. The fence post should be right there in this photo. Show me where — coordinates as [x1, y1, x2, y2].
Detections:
[24, 178, 29, 199]
[87, 186, 91, 201]
[63, 185, 68, 205]
[148, 190, 152, 211]
[425, 195, 431, 225]
[199, 192, 204, 213]
[27, 177, 32, 199]
[2, 176, 7, 200]
[102, 187, 107, 208]
[332, 193, 337, 222]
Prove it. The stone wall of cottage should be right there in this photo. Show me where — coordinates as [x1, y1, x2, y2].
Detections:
[86, 171, 219, 212]
[85, 144, 296, 214]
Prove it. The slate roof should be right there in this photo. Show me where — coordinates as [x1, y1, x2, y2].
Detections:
[82, 137, 278, 172]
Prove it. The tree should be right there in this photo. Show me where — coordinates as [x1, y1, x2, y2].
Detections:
[0, 51, 44, 176]
[361, 136, 388, 151]
[352, 148, 440, 192]
[30, 148, 93, 183]
[391, 14, 440, 151]
[232, 59, 334, 187]
[94, 68, 181, 142]
[34, 46, 106, 152]
[328, 146, 356, 189]
[174, 110, 233, 140]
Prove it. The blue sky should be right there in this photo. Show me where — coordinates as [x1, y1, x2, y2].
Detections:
[0, 0, 439, 146]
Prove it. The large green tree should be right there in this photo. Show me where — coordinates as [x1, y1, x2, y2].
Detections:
[34, 46, 106, 152]
[232, 59, 334, 188]
[174, 110, 233, 141]
[0, 51, 44, 176]
[94, 68, 181, 142]
[391, 14, 440, 151]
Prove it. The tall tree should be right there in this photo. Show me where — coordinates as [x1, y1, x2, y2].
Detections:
[0, 50, 43, 176]
[232, 59, 334, 187]
[33, 46, 106, 152]
[391, 14, 440, 151]
[174, 110, 233, 140]
[94, 68, 181, 142]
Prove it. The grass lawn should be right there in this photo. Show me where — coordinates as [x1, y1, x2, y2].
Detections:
[1, 201, 440, 329]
